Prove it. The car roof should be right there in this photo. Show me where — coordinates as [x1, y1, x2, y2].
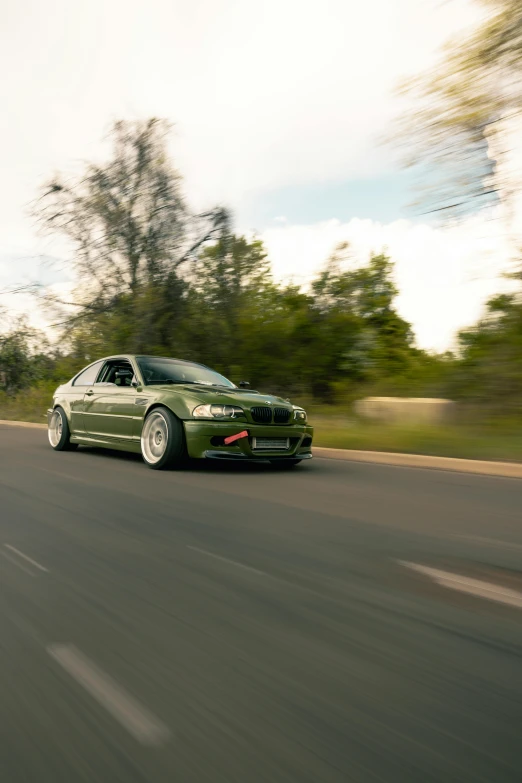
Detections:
[96, 354, 210, 369]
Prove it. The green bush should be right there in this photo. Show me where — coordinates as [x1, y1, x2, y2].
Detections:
[0, 382, 56, 423]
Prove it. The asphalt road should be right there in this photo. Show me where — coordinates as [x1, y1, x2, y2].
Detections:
[1, 425, 522, 783]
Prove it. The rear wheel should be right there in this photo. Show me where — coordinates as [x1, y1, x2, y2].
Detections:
[48, 407, 78, 451]
[269, 459, 302, 469]
[141, 407, 184, 470]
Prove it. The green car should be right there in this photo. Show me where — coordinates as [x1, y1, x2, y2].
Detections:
[47, 354, 313, 470]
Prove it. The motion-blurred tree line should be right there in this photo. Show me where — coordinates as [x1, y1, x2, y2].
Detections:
[0, 119, 431, 401]
[0, 112, 520, 412]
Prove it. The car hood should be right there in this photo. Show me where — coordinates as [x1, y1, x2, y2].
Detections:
[148, 385, 294, 408]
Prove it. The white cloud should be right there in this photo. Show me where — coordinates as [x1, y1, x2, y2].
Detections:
[261, 212, 518, 352]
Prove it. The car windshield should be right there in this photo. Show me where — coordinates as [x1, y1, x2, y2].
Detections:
[137, 357, 236, 388]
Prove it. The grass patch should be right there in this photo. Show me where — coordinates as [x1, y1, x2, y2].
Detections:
[312, 415, 522, 462]
[0, 384, 55, 424]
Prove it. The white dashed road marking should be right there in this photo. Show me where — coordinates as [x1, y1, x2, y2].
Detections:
[48, 644, 171, 746]
[1, 549, 36, 576]
[187, 545, 269, 577]
[4, 544, 49, 572]
[399, 561, 522, 609]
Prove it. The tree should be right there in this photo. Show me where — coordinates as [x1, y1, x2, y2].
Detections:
[310, 246, 415, 386]
[35, 119, 229, 338]
[190, 234, 280, 378]
[395, 0, 522, 218]
[0, 320, 49, 393]
[452, 267, 522, 409]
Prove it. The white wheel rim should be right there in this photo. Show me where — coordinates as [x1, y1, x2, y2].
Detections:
[48, 409, 63, 447]
[141, 412, 169, 464]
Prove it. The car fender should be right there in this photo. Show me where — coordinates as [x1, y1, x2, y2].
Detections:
[140, 389, 200, 422]
[139, 401, 188, 432]
[52, 391, 73, 423]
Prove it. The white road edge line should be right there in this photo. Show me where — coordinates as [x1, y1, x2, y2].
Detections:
[1, 550, 36, 576]
[399, 561, 522, 609]
[4, 544, 49, 572]
[48, 644, 171, 746]
[187, 545, 269, 577]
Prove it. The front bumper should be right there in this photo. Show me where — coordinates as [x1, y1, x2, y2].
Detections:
[204, 450, 313, 462]
[184, 420, 314, 461]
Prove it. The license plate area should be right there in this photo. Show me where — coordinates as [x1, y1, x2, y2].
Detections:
[251, 437, 290, 451]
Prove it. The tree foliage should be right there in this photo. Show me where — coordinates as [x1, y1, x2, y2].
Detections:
[27, 118, 421, 399]
[395, 0, 522, 217]
[35, 119, 229, 325]
[452, 267, 522, 409]
[0, 320, 51, 392]
[58, 232, 420, 399]
[0, 113, 515, 410]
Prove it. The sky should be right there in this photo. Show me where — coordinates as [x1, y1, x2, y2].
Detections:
[1, 0, 519, 351]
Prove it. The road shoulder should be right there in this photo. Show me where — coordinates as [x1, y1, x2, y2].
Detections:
[314, 446, 522, 478]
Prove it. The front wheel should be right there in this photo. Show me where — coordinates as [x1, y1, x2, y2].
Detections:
[48, 407, 78, 451]
[141, 407, 185, 470]
[269, 459, 302, 469]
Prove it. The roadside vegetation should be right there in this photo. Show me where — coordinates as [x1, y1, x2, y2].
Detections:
[310, 415, 522, 462]
[2, 385, 522, 462]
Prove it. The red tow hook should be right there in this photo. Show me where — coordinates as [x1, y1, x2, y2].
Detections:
[224, 430, 249, 445]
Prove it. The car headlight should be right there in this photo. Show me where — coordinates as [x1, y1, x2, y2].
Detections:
[193, 404, 244, 419]
[294, 409, 307, 422]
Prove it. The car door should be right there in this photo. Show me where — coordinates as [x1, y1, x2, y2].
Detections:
[82, 360, 137, 441]
[68, 360, 105, 435]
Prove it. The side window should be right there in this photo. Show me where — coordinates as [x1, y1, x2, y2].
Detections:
[99, 360, 135, 387]
[72, 361, 104, 386]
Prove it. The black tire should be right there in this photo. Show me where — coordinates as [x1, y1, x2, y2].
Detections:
[141, 406, 185, 470]
[269, 459, 302, 469]
[48, 406, 78, 451]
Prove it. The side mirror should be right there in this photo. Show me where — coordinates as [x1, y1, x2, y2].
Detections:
[239, 380, 250, 388]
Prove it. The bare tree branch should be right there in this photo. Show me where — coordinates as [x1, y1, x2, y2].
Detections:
[33, 119, 231, 337]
